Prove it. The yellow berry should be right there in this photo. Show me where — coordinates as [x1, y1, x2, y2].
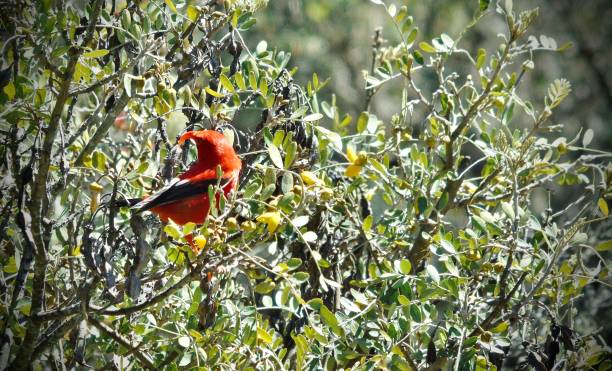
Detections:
[226, 217, 238, 230]
[241, 220, 257, 232]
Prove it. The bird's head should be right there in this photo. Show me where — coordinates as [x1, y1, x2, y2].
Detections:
[178, 130, 241, 172]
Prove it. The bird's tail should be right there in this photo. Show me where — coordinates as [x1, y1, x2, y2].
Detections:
[113, 198, 143, 208]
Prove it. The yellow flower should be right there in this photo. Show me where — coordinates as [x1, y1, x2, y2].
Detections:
[355, 151, 368, 166]
[346, 147, 358, 163]
[300, 171, 322, 186]
[345, 147, 367, 177]
[88, 182, 104, 213]
[89, 182, 104, 193]
[345, 164, 362, 177]
[193, 235, 207, 250]
[257, 211, 282, 233]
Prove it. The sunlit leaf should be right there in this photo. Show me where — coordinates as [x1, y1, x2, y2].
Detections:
[82, 49, 109, 58]
[164, 0, 177, 13]
[598, 198, 609, 216]
[267, 143, 283, 169]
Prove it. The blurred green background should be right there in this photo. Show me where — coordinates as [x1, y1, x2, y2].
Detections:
[246, 0, 612, 151]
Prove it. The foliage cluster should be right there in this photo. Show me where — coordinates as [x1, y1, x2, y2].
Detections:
[0, 0, 610, 369]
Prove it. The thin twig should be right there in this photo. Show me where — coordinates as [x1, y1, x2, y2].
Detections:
[88, 316, 156, 370]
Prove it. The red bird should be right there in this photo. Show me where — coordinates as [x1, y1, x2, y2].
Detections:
[130, 130, 241, 227]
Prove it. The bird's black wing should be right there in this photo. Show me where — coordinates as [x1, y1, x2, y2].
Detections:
[132, 177, 229, 213]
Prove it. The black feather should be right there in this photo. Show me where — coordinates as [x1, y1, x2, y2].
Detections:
[114, 198, 142, 208]
[132, 177, 230, 213]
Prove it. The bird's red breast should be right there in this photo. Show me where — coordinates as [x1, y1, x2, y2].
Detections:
[133, 130, 241, 225]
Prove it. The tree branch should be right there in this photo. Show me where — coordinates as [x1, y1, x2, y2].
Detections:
[88, 316, 156, 370]
[13, 2, 105, 368]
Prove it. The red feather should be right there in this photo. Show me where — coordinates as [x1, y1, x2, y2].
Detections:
[133, 130, 241, 226]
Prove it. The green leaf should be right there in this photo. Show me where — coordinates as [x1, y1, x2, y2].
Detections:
[582, 128, 594, 147]
[437, 192, 449, 210]
[598, 198, 608, 216]
[440, 33, 454, 49]
[34, 89, 46, 107]
[19, 303, 30, 316]
[409, 304, 422, 322]
[259, 78, 268, 96]
[472, 215, 487, 233]
[205, 86, 224, 98]
[186, 4, 199, 22]
[397, 294, 410, 306]
[395, 5, 407, 22]
[316, 126, 342, 151]
[413, 50, 424, 65]
[280, 173, 293, 194]
[248, 70, 258, 90]
[284, 141, 297, 168]
[82, 49, 109, 58]
[51, 46, 70, 59]
[167, 246, 184, 264]
[302, 231, 318, 242]
[501, 201, 515, 219]
[292, 334, 308, 370]
[546, 79, 571, 109]
[219, 74, 235, 93]
[363, 215, 373, 232]
[292, 272, 310, 283]
[502, 100, 515, 125]
[3, 256, 18, 274]
[491, 321, 509, 333]
[476, 48, 487, 69]
[239, 18, 256, 31]
[257, 327, 273, 344]
[164, 223, 181, 239]
[303, 113, 323, 122]
[182, 222, 196, 236]
[401, 17, 414, 34]
[287, 258, 302, 270]
[399, 259, 412, 274]
[292, 216, 309, 227]
[417, 196, 428, 214]
[439, 239, 456, 254]
[235, 72, 246, 90]
[92, 150, 106, 170]
[123, 73, 134, 97]
[479, 0, 491, 11]
[406, 27, 418, 45]
[356, 111, 368, 133]
[3, 82, 15, 100]
[164, 0, 177, 13]
[254, 280, 276, 294]
[308, 298, 324, 310]
[273, 129, 285, 146]
[596, 240, 612, 252]
[178, 336, 191, 348]
[426, 265, 440, 283]
[267, 143, 284, 169]
[419, 41, 437, 53]
[319, 305, 344, 336]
